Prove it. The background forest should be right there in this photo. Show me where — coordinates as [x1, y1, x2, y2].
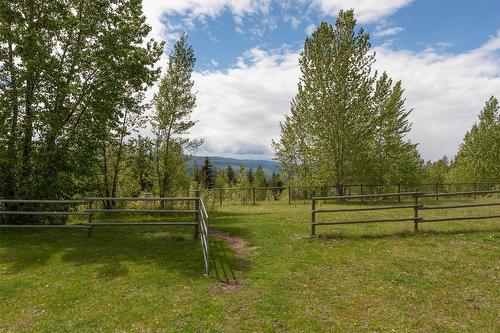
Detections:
[0, 4, 498, 202]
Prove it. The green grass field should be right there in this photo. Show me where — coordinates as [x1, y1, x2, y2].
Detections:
[1, 199, 499, 332]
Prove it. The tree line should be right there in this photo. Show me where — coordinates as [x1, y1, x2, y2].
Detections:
[0, 3, 498, 205]
[273, 10, 499, 193]
[0, 1, 200, 200]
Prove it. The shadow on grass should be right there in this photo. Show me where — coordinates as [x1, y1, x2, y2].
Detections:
[313, 227, 499, 241]
[210, 210, 272, 218]
[209, 237, 252, 284]
[0, 227, 208, 278]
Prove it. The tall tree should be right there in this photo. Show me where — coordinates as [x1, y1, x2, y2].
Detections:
[226, 165, 236, 185]
[246, 168, 254, 185]
[0, 0, 162, 200]
[152, 34, 201, 197]
[371, 72, 423, 185]
[447, 96, 500, 182]
[99, 93, 147, 206]
[123, 135, 154, 195]
[237, 165, 250, 204]
[273, 10, 421, 191]
[254, 165, 268, 200]
[423, 156, 450, 184]
[274, 11, 375, 193]
[200, 157, 215, 189]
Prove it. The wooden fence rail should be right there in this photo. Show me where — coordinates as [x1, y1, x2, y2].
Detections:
[0, 192, 210, 275]
[195, 181, 499, 206]
[311, 190, 500, 236]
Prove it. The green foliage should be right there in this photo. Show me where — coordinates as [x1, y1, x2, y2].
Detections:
[237, 165, 251, 204]
[246, 168, 254, 185]
[0, 0, 162, 203]
[273, 10, 422, 191]
[370, 73, 423, 185]
[152, 34, 201, 197]
[127, 136, 155, 194]
[447, 96, 500, 183]
[226, 165, 236, 185]
[1, 201, 499, 331]
[254, 165, 268, 200]
[423, 156, 450, 184]
[200, 157, 216, 189]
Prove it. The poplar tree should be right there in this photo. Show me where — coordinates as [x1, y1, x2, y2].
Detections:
[274, 10, 375, 193]
[254, 165, 268, 200]
[0, 0, 162, 201]
[371, 73, 422, 185]
[152, 34, 201, 197]
[448, 96, 500, 182]
[274, 10, 422, 190]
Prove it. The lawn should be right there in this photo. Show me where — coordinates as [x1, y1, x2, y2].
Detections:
[1, 199, 499, 332]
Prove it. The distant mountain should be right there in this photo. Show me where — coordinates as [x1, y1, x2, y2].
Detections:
[186, 156, 280, 176]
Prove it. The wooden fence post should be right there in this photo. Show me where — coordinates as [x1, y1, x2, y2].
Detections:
[414, 193, 419, 232]
[194, 190, 200, 239]
[360, 184, 364, 203]
[435, 183, 439, 201]
[473, 183, 477, 199]
[87, 200, 93, 238]
[288, 186, 291, 205]
[219, 188, 223, 206]
[252, 187, 256, 205]
[398, 183, 401, 203]
[311, 198, 316, 236]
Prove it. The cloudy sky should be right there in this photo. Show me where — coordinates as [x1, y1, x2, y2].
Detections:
[142, 0, 500, 161]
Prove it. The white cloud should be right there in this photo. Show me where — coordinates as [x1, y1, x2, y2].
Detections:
[186, 31, 500, 160]
[140, 1, 500, 161]
[373, 31, 500, 160]
[284, 14, 301, 29]
[142, 0, 270, 42]
[305, 23, 316, 35]
[311, 0, 414, 23]
[436, 41, 453, 49]
[374, 26, 404, 37]
[190, 48, 300, 157]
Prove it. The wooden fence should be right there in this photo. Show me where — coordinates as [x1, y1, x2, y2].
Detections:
[311, 189, 500, 236]
[195, 181, 499, 206]
[0, 191, 210, 275]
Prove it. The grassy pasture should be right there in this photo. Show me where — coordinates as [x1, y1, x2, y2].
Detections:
[0, 199, 499, 332]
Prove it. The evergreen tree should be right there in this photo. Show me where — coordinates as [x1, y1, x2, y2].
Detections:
[200, 157, 216, 189]
[254, 165, 268, 200]
[268, 172, 283, 199]
[246, 168, 254, 185]
[226, 165, 236, 185]
[152, 34, 201, 197]
[447, 96, 500, 182]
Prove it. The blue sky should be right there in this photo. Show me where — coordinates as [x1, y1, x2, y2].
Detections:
[142, 0, 500, 161]
[167, 0, 500, 71]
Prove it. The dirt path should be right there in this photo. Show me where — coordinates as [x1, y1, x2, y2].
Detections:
[209, 228, 256, 258]
[209, 229, 257, 291]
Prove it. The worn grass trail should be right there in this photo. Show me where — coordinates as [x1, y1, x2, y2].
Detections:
[0, 200, 499, 332]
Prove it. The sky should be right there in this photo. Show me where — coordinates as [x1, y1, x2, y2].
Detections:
[141, 0, 500, 161]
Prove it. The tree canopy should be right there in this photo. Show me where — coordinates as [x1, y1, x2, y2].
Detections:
[273, 10, 422, 191]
